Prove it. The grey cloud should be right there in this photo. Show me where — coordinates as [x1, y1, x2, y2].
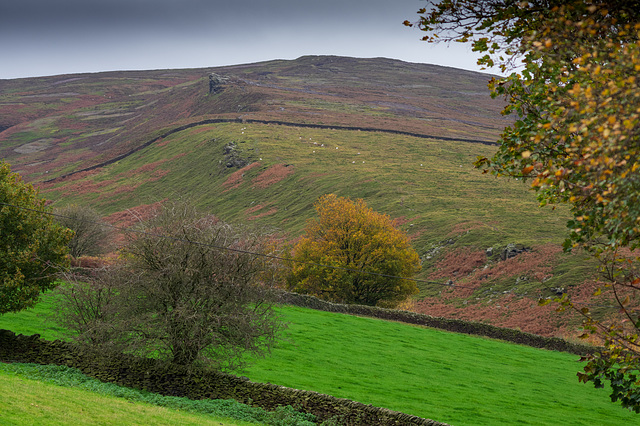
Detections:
[0, 0, 488, 80]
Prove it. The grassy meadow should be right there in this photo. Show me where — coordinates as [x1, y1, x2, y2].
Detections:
[0, 368, 260, 426]
[1, 293, 636, 426]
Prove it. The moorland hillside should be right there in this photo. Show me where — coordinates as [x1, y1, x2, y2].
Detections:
[0, 56, 600, 338]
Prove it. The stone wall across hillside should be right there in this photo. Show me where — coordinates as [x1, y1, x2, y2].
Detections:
[0, 329, 449, 426]
[279, 291, 597, 356]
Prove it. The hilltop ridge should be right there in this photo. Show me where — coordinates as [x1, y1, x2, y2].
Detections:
[0, 56, 506, 182]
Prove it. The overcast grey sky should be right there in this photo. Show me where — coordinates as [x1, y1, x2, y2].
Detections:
[0, 0, 488, 80]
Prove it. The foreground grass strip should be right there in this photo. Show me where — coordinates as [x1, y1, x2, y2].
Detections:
[242, 306, 637, 426]
[0, 370, 252, 426]
[0, 363, 315, 426]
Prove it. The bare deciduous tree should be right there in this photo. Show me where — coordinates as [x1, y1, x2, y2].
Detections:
[55, 200, 285, 371]
[55, 204, 112, 258]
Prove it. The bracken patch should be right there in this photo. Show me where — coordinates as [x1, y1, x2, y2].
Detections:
[247, 207, 278, 221]
[104, 200, 167, 228]
[428, 248, 487, 282]
[223, 162, 261, 192]
[414, 294, 573, 337]
[252, 164, 294, 189]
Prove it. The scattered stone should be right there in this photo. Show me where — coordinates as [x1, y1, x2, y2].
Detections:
[500, 243, 530, 260]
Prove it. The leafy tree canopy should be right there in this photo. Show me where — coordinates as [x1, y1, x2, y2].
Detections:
[407, 0, 640, 412]
[0, 161, 71, 314]
[288, 194, 421, 307]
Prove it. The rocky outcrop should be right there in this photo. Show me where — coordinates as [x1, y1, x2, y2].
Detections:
[500, 243, 530, 260]
[222, 142, 249, 169]
[485, 243, 531, 261]
[209, 73, 229, 94]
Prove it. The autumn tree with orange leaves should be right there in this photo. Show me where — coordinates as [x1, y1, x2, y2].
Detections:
[288, 194, 420, 307]
[406, 0, 640, 412]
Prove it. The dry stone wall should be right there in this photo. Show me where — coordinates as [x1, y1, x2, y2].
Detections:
[0, 329, 448, 426]
[279, 292, 596, 356]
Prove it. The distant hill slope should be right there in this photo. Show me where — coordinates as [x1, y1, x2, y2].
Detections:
[0, 56, 507, 182]
[0, 56, 599, 338]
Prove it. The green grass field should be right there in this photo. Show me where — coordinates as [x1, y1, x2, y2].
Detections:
[241, 306, 635, 425]
[0, 362, 317, 426]
[1, 294, 636, 425]
[0, 368, 258, 426]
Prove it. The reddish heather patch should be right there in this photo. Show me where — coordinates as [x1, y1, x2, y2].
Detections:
[0, 122, 27, 141]
[247, 207, 278, 221]
[252, 164, 294, 189]
[407, 229, 425, 241]
[479, 245, 561, 284]
[223, 162, 261, 192]
[38, 152, 95, 179]
[156, 138, 170, 147]
[412, 244, 584, 337]
[568, 278, 640, 331]
[122, 153, 184, 179]
[51, 169, 101, 183]
[189, 127, 214, 135]
[98, 184, 139, 200]
[415, 294, 572, 337]
[124, 160, 168, 176]
[58, 178, 117, 197]
[392, 216, 409, 227]
[568, 279, 608, 305]
[428, 248, 487, 281]
[36, 168, 98, 190]
[104, 200, 167, 228]
[57, 117, 88, 131]
[150, 169, 170, 180]
[246, 203, 271, 215]
[430, 244, 561, 283]
[169, 152, 187, 161]
[66, 94, 111, 111]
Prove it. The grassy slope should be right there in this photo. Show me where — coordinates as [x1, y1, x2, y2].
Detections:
[0, 371, 256, 426]
[38, 121, 592, 327]
[0, 57, 506, 182]
[0, 297, 635, 426]
[41, 122, 567, 242]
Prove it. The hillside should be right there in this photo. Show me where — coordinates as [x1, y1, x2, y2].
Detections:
[0, 56, 600, 338]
